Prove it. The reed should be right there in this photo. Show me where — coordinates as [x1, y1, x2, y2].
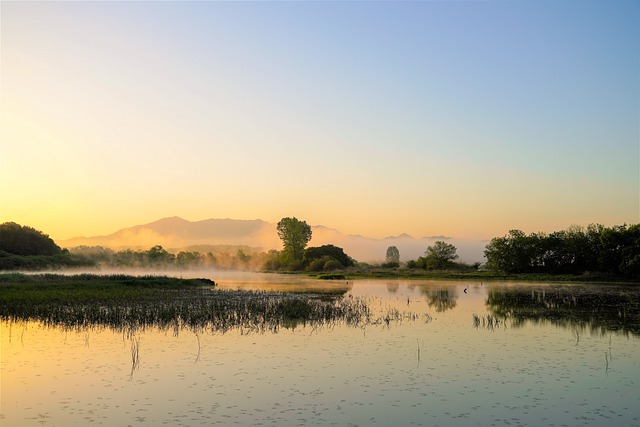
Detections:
[130, 336, 140, 378]
[0, 273, 426, 335]
[472, 313, 507, 330]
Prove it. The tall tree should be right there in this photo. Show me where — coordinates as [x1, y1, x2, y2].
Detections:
[276, 217, 312, 264]
[385, 246, 400, 264]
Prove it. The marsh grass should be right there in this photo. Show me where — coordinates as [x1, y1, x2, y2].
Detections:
[130, 336, 140, 378]
[0, 273, 420, 335]
[472, 313, 507, 330]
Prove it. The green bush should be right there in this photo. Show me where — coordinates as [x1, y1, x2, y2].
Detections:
[381, 261, 400, 269]
[323, 259, 343, 271]
[306, 259, 325, 272]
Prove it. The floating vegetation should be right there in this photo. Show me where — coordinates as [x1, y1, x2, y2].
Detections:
[0, 273, 427, 335]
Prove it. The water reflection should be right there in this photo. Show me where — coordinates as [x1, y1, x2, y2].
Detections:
[423, 288, 458, 312]
[486, 284, 640, 337]
[385, 282, 399, 293]
[2, 278, 640, 427]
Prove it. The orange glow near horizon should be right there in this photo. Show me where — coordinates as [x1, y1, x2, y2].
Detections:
[1, 1, 637, 246]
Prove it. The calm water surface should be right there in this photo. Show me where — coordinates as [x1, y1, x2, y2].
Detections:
[2, 273, 639, 426]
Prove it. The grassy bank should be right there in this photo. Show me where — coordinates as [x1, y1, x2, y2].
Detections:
[0, 273, 216, 304]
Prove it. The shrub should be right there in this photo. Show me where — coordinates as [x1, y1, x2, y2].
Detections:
[306, 259, 325, 272]
[323, 259, 343, 271]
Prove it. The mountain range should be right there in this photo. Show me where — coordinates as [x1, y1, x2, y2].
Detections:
[58, 216, 487, 263]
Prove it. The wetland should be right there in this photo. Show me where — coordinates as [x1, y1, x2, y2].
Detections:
[1, 272, 639, 426]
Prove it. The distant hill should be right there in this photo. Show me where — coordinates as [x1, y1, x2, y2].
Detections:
[59, 217, 279, 250]
[59, 217, 486, 263]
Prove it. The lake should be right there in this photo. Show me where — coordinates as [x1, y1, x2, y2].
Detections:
[2, 273, 639, 426]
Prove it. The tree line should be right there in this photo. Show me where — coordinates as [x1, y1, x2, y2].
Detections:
[484, 224, 639, 278]
[2, 220, 638, 278]
[69, 245, 269, 271]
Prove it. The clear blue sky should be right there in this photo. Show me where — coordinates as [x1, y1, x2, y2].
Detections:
[1, 0, 638, 240]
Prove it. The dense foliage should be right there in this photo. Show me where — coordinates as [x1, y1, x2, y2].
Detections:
[303, 244, 355, 271]
[0, 222, 62, 256]
[0, 251, 92, 270]
[424, 241, 459, 269]
[0, 222, 94, 270]
[408, 241, 461, 270]
[484, 224, 640, 278]
[276, 217, 312, 267]
[383, 246, 400, 268]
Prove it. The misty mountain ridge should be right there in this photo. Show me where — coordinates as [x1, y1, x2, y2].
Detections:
[59, 216, 485, 263]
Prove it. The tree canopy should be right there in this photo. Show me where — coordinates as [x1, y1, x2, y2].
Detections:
[484, 224, 640, 278]
[276, 217, 312, 265]
[303, 244, 355, 271]
[385, 246, 400, 264]
[0, 222, 62, 256]
[423, 241, 459, 270]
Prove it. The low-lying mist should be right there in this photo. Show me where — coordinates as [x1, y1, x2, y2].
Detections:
[59, 217, 488, 264]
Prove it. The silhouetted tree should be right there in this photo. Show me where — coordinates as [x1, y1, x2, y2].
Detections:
[176, 251, 202, 268]
[146, 245, 174, 266]
[277, 217, 312, 266]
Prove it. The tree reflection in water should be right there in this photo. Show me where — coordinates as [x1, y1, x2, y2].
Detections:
[422, 288, 458, 312]
[386, 282, 400, 293]
[486, 285, 640, 337]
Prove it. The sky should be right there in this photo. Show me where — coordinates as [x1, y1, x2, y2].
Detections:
[1, 0, 638, 243]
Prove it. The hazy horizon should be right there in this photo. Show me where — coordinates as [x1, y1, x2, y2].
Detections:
[2, 1, 638, 242]
[56, 215, 490, 264]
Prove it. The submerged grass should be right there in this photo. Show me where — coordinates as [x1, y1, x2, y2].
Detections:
[0, 273, 414, 334]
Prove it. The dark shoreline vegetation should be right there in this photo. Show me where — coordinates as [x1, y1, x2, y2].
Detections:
[0, 273, 421, 333]
[1, 221, 638, 281]
[2, 273, 637, 339]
